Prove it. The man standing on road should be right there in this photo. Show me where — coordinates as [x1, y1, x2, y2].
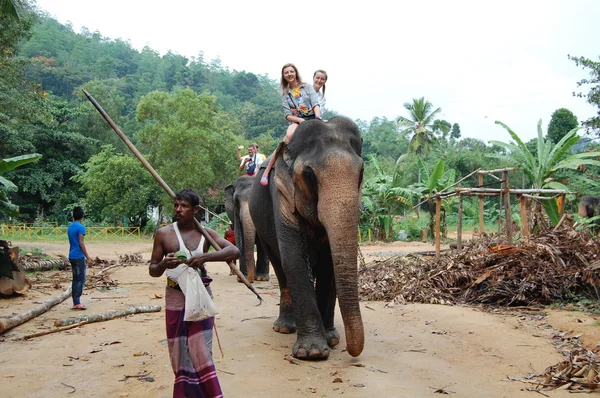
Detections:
[149, 188, 239, 398]
[67, 206, 91, 310]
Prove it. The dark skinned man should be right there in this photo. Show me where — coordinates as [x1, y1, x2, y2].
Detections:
[150, 188, 239, 398]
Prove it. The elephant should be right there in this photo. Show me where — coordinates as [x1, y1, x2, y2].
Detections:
[224, 176, 269, 283]
[578, 196, 600, 229]
[248, 116, 365, 360]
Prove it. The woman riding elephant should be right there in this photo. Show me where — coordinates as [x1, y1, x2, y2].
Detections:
[250, 116, 364, 360]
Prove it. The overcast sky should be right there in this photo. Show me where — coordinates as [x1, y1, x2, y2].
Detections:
[35, 0, 599, 142]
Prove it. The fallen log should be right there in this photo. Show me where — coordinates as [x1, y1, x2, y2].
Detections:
[0, 286, 72, 334]
[23, 321, 86, 339]
[21, 259, 66, 272]
[54, 305, 161, 327]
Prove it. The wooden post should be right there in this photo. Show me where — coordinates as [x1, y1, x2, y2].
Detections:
[520, 195, 528, 238]
[503, 170, 512, 244]
[478, 173, 484, 233]
[457, 194, 463, 250]
[558, 194, 565, 217]
[435, 196, 441, 259]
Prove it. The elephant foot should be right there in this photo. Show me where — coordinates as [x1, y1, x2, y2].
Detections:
[293, 335, 330, 360]
[326, 327, 340, 347]
[255, 274, 270, 281]
[273, 316, 296, 334]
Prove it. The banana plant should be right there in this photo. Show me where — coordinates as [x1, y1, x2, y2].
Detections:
[489, 120, 600, 225]
[361, 155, 417, 241]
[409, 158, 456, 237]
[0, 154, 42, 217]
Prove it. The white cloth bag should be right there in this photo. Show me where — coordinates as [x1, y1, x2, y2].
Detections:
[176, 265, 219, 321]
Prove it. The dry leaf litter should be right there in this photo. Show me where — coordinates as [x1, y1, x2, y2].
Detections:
[359, 222, 600, 391]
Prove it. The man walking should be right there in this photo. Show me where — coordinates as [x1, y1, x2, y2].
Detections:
[67, 206, 91, 310]
[149, 188, 239, 397]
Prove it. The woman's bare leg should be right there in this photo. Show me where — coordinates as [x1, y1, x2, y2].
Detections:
[260, 124, 298, 186]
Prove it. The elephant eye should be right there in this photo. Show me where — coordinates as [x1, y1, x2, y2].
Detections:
[302, 166, 318, 189]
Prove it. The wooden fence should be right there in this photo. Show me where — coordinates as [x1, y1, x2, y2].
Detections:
[0, 225, 141, 240]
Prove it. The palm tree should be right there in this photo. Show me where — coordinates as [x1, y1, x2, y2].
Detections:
[397, 97, 448, 156]
[0, 0, 23, 21]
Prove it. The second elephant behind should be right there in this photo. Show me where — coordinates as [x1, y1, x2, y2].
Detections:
[225, 176, 269, 282]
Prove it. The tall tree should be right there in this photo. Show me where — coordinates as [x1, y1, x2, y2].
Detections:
[569, 54, 600, 136]
[547, 108, 578, 144]
[0, 0, 23, 21]
[135, 89, 242, 209]
[397, 97, 447, 156]
[450, 123, 461, 140]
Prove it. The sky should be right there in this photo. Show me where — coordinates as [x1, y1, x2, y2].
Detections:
[34, 0, 600, 143]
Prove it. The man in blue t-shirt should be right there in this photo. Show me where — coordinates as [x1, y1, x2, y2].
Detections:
[67, 206, 91, 310]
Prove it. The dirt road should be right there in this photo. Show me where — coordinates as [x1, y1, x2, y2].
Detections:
[0, 239, 596, 397]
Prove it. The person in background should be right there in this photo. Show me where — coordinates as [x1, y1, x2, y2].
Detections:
[224, 222, 237, 273]
[252, 142, 266, 166]
[260, 63, 322, 186]
[239, 144, 259, 176]
[67, 206, 91, 310]
[149, 188, 239, 398]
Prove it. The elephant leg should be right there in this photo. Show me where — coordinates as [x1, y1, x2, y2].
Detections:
[255, 234, 270, 281]
[315, 244, 339, 348]
[262, 241, 295, 334]
[279, 226, 329, 360]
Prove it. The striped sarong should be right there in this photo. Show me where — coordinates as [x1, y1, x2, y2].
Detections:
[165, 281, 223, 398]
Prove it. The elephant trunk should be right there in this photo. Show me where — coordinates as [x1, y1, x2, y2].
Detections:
[319, 190, 364, 357]
[240, 201, 256, 283]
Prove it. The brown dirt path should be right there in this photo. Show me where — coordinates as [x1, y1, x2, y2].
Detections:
[0, 239, 596, 397]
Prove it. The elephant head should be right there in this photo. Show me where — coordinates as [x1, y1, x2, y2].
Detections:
[274, 117, 365, 357]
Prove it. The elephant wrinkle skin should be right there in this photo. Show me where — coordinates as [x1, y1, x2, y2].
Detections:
[224, 176, 270, 284]
[249, 116, 365, 360]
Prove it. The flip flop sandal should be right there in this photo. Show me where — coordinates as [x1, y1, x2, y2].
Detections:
[72, 305, 87, 310]
[260, 175, 269, 186]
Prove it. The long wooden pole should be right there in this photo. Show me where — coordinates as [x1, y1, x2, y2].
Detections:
[503, 170, 512, 244]
[0, 287, 72, 334]
[478, 173, 484, 233]
[457, 194, 463, 250]
[83, 90, 264, 304]
[520, 195, 529, 238]
[435, 196, 441, 259]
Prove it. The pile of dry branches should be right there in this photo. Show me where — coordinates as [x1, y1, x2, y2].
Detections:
[359, 224, 600, 306]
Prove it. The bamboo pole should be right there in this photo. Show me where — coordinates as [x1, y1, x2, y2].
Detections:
[23, 321, 87, 339]
[55, 305, 161, 327]
[0, 287, 72, 334]
[478, 173, 484, 233]
[435, 196, 441, 259]
[457, 194, 463, 250]
[521, 194, 560, 201]
[478, 167, 517, 174]
[456, 188, 572, 195]
[83, 90, 263, 304]
[520, 196, 529, 238]
[503, 170, 512, 244]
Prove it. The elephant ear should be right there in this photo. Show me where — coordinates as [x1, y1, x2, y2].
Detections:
[274, 142, 296, 217]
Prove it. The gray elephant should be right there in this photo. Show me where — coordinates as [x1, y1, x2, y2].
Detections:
[578, 196, 600, 229]
[224, 176, 269, 283]
[249, 117, 364, 360]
